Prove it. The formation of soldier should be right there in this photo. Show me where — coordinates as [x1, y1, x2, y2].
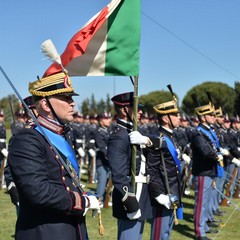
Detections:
[0, 87, 240, 240]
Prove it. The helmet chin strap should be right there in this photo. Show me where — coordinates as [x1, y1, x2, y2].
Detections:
[123, 106, 133, 123]
[45, 97, 70, 134]
[167, 114, 174, 129]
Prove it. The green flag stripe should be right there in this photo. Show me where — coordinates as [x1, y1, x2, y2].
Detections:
[105, 0, 140, 76]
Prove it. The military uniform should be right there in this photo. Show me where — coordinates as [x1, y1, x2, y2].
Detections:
[108, 92, 152, 240]
[189, 104, 220, 239]
[147, 97, 182, 240]
[0, 120, 7, 166]
[95, 113, 111, 205]
[8, 72, 98, 240]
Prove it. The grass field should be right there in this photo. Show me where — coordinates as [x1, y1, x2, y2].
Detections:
[1, 129, 239, 239]
[0, 173, 240, 240]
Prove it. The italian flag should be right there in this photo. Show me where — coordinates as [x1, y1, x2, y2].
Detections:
[43, 0, 140, 77]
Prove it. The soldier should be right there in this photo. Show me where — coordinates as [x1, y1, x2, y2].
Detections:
[10, 109, 26, 135]
[0, 109, 8, 189]
[146, 97, 183, 240]
[138, 112, 150, 136]
[95, 112, 112, 207]
[70, 111, 86, 177]
[188, 103, 223, 240]
[173, 115, 192, 196]
[85, 114, 98, 183]
[227, 117, 240, 199]
[8, 72, 100, 240]
[107, 92, 152, 240]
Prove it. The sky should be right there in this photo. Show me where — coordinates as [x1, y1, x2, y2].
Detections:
[1, 0, 240, 108]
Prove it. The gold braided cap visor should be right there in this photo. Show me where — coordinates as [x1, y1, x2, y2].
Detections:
[29, 72, 78, 97]
[195, 104, 214, 116]
[215, 107, 223, 117]
[153, 100, 179, 115]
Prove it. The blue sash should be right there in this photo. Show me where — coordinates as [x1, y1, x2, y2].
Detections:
[163, 135, 183, 219]
[164, 136, 182, 174]
[197, 126, 219, 149]
[197, 126, 224, 178]
[35, 126, 79, 174]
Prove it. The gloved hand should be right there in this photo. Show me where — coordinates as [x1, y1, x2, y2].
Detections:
[88, 149, 96, 157]
[77, 147, 85, 158]
[88, 195, 100, 210]
[176, 148, 181, 159]
[182, 153, 191, 164]
[129, 131, 150, 145]
[220, 148, 230, 156]
[232, 158, 240, 167]
[217, 154, 223, 162]
[127, 209, 141, 220]
[8, 182, 19, 205]
[1, 148, 8, 158]
[155, 194, 171, 209]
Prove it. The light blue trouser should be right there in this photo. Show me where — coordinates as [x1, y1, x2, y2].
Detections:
[117, 219, 144, 240]
[193, 175, 213, 237]
[96, 165, 110, 203]
[150, 205, 174, 240]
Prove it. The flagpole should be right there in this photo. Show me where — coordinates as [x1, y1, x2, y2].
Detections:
[131, 76, 138, 192]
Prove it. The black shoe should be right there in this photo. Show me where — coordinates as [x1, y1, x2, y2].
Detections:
[213, 211, 223, 216]
[207, 221, 219, 228]
[211, 218, 222, 223]
[206, 229, 218, 234]
[195, 236, 212, 240]
[217, 209, 226, 214]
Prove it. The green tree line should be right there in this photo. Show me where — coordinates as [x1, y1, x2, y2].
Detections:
[1, 81, 239, 128]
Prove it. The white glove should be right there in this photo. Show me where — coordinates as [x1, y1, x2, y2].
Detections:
[182, 153, 191, 164]
[220, 148, 230, 156]
[77, 147, 85, 157]
[176, 148, 181, 159]
[88, 149, 96, 157]
[232, 158, 240, 167]
[238, 147, 240, 152]
[127, 209, 141, 220]
[1, 148, 8, 158]
[217, 154, 223, 162]
[88, 195, 100, 209]
[83, 195, 100, 216]
[129, 131, 149, 145]
[155, 194, 171, 209]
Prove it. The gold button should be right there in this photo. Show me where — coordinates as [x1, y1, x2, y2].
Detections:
[56, 155, 59, 159]
[62, 177, 65, 181]
[61, 166, 64, 170]
[66, 187, 70, 191]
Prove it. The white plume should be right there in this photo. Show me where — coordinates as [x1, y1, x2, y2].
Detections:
[41, 39, 62, 65]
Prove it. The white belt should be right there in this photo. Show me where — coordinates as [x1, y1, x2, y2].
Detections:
[0, 139, 6, 143]
[135, 175, 150, 184]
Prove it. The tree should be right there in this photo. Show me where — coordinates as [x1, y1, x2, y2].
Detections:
[234, 81, 240, 116]
[181, 82, 236, 115]
[139, 90, 177, 115]
[0, 94, 20, 128]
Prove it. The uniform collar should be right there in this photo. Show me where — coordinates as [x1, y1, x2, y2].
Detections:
[37, 115, 64, 135]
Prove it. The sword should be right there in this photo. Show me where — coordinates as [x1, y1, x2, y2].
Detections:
[214, 186, 240, 211]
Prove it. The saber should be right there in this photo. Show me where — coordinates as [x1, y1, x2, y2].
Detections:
[225, 171, 240, 184]
[214, 186, 240, 211]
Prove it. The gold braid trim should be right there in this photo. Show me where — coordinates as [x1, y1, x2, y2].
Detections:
[29, 87, 75, 97]
[28, 72, 74, 97]
[194, 104, 214, 116]
[153, 100, 179, 115]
